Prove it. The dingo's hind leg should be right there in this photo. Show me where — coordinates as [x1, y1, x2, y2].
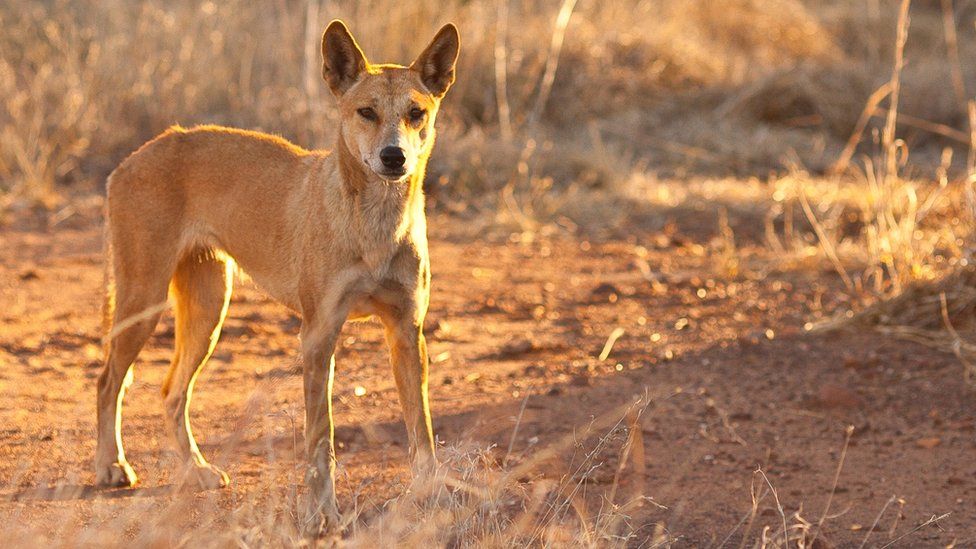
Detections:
[95, 256, 171, 488]
[162, 250, 234, 489]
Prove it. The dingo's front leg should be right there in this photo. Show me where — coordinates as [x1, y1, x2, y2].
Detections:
[378, 300, 436, 471]
[299, 313, 345, 537]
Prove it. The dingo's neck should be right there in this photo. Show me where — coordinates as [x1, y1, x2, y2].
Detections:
[333, 130, 427, 273]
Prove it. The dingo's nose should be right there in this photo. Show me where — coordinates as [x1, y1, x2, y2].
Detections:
[379, 146, 406, 169]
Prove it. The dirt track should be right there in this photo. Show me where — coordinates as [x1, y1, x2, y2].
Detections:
[1, 212, 974, 546]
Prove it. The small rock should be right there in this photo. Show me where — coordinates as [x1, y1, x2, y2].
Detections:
[915, 437, 941, 449]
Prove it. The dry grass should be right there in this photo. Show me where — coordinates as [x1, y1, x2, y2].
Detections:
[3, 0, 976, 205]
[5, 0, 976, 545]
[3, 395, 950, 547]
[4, 389, 946, 548]
[7, 0, 974, 290]
[790, 1, 976, 386]
[1, 397, 663, 548]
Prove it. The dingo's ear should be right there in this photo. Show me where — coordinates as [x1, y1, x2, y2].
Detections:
[410, 24, 460, 97]
[322, 20, 369, 96]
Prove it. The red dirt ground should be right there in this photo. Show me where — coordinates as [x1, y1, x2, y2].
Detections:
[1, 208, 974, 546]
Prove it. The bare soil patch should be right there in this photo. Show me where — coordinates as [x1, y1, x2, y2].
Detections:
[1, 214, 973, 546]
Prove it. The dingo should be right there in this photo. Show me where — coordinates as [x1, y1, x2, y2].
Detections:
[94, 20, 459, 534]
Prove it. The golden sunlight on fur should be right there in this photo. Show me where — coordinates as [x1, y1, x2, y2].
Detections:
[95, 20, 459, 536]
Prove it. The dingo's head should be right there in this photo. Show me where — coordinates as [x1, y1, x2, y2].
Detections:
[322, 20, 459, 183]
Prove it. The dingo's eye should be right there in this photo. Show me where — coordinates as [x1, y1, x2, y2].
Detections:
[357, 107, 377, 121]
[409, 108, 426, 122]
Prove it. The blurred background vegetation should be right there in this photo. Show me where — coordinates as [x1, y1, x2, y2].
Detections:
[4, 0, 976, 300]
[2, 1, 974, 193]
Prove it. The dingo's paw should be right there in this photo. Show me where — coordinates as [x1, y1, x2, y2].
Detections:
[95, 461, 139, 488]
[184, 463, 229, 490]
[301, 495, 341, 538]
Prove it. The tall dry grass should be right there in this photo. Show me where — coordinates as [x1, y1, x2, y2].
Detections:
[5, 1, 976, 288]
[4, 1, 974, 206]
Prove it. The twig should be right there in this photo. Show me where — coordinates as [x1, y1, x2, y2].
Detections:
[878, 513, 951, 548]
[755, 467, 790, 549]
[797, 184, 855, 292]
[598, 327, 625, 361]
[493, 0, 513, 141]
[830, 82, 891, 175]
[607, 408, 645, 505]
[871, 108, 970, 144]
[858, 495, 897, 549]
[810, 425, 854, 546]
[887, 496, 907, 538]
[503, 393, 530, 467]
[497, 0, 579, 229]
[525, 0, 578, 131]
[724, 474, 768, 549]
[941, 0, 967, 113]
[881, 0, 911, 186]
